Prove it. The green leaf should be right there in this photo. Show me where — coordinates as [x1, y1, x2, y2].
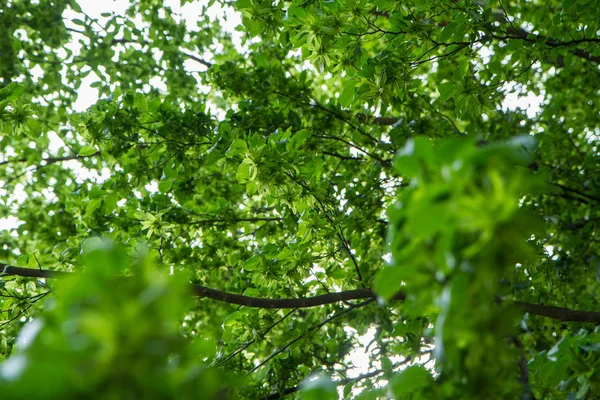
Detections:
[89, 186, 104, 199]
[236, 160, 250, 183]
[70, 1, 83, 12]
[227, 139, 248, 158]
[340, 83, 355, 108]
[79, 145, 97, 156]
[85, 198, 103, 215]
[236, 0, 252, 9]
[103, 193, 119, 214]
[438, 82, 455, 102]
[288, 129, 312, 150]
[134, 93, 147, 110]
[163, 163, 178, 179]
[243, 255, 260, 271]
[158, 180, 173, 193]
[0, 82, 18, 101]
[223, 311, 243, 327]
[300, 374, 337, 400]
[389, 366, 433, 396]
[439, 22, 457, 42]
[23, 119, 41, 138]
[394, 137, 435, 177]
[373, 265, 405, 300]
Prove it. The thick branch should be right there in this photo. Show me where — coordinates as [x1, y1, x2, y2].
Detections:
[512, 301, 600, 323]
[191, 285, 384, 308]
[0, 263, 389, 307]
[2, 264, 600, 322]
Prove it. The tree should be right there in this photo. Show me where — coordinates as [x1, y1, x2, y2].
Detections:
[0, 0, 599, 398]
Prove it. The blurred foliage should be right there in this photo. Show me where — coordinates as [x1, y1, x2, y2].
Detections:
[0, 241, 230, 399]
[0, 0, 599, 398]
[376, 136, 543, 398]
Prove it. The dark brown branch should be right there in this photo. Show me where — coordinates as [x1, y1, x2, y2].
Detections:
[370, 8, 390, 19]
[322, 151, 365, 161]
[1, 151, 102, 187]
[310, 101, 380, 144]
[0, 151, 101, 167]
[356, 114, 403, 126]
[0, 263, 388, 307]
[3, 264, 600, 322]
[416, 93, 463, 135]
[511, 301, 600, 323]
[1, 265, 71, 279]
[0, 303, 34, 329]
[192, 283, 381, 308]
[271, 90, 380, 145]
[373, 116, 400, 125]
[180, 51, 213, 68]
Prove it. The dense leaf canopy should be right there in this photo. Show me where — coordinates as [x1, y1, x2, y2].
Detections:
[0, 0, 599, 398]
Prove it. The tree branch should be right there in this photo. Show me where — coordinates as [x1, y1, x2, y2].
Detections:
[187, 217, 283, 226]
[0, 151, 101, 167]
[511, 301, 600, 323]
[191, 285, 382, 308]
[552, 182, 600, 203]
[2, 264, 600, 322]
[357, 114, 427, 127]
[322, 151, 365, 162]
[494, 27, 600, 65]
[484, 12, 600, 65]
[180, 50, 213, 68]
[64, 19, 213, 69]
[314, 134, 390, 167]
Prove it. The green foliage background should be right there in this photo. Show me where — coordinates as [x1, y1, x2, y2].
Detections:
[0, 0, 599, 398]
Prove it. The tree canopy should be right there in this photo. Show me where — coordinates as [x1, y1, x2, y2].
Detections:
[0, 0, 599, 398]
